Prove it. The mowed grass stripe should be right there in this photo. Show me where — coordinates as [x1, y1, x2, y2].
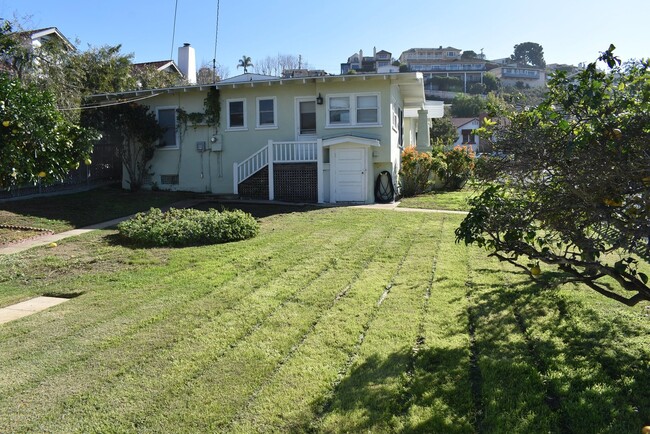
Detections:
[20, 210, 399, 432]
[0, 210, 376, 431]
[467, 247, 558, 433]
[513, 277, 650, 432]
[315, 214, 432, 432]
[143, 211, 417, 431]
[398, 216, 475, 433]
[0, 216, 324, 396]
[228, 212, 442, 433]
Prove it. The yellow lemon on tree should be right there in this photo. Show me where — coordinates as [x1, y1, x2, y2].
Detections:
[38, 171, 47, 178]
[641, 426, 650, 434]
[531, 265, 541, 276]
[84, 158, 92, 166]
[2, 120, 9, 127]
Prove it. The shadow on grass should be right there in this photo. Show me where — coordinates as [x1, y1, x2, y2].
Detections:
[297, 276, 650, 433]
[0, 184, 196, 229]
[467, 277, 650, 433]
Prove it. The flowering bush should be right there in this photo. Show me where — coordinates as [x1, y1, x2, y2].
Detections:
[439, 146, 475, 190]
[118, 207, 259, 247]
[399, 146, 446, 197]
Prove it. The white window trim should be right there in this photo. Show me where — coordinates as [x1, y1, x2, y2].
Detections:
[226, 98, 247, 131]
[156, 106, 180, 150]
[255, 96, 278, 129]
[325, 92, 381, 129]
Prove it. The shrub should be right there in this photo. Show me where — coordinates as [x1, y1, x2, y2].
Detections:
[399, 146, 446, 197]
[439, 146, 475, 190]
[118, 207, 259, 247]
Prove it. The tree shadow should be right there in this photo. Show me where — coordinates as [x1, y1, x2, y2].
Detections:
[294, 274, 650, 433]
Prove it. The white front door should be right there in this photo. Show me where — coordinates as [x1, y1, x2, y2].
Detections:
[333, 147, 367, 202]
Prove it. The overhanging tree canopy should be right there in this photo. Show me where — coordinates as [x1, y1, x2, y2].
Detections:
[456, 46, 650, 305]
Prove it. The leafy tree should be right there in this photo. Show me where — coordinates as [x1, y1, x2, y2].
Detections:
[82, 103, 162, 191]
[237, 55, 253, 73]
[450, 94, 486, 117]
[0, 74, 97, 188]
[510, 42, 546, 67]
[482, 72, 500, 93]
[456, 46, 650, 305]
[461, 50, 478, 59]
[429, 116, 458, 148]
[468, 82, 487, 95]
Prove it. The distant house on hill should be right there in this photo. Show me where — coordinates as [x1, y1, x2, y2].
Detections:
[132, 60, 183, 77]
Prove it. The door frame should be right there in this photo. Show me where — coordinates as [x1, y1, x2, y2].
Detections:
[294, 96, 317, 141]
[323, 136, 381, 204]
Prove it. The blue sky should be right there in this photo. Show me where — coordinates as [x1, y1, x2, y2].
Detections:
[2, 0, 648, 77]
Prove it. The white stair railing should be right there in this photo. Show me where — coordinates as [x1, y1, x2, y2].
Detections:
[273, 141, 318, 163]
[234, 140, 320, 196]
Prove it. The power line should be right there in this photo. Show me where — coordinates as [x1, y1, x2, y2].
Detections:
[212, 0, 220, 82]
[170, 0, 179, 61]
[58, 92, 162, 111]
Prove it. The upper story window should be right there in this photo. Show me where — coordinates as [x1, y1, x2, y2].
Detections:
[157, 107, 178, 148]
[327, 93, 380, 127]
[227, 99, 246, 130]
[447, 51, 457, 57]
[256, 97, 277, 128]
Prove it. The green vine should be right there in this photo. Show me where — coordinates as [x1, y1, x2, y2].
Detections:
[176, 88, 221, 133]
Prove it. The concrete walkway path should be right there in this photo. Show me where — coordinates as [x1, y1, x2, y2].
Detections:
[0, 296, 70, 324]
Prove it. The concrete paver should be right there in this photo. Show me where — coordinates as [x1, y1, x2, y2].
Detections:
[0, 296, 69, 325]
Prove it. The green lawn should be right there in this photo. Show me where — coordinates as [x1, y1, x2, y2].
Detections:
[0, 205, 649, 433]
[398, 187, 478, 211]
[0, 184, 197, 244]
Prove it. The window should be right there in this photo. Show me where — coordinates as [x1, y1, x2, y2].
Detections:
[227, 99, 246, 129]
[329, 97, 350, 124]
[356, 95, 378, 124]
[157, 107, 177, 148]
[256, 97, 276, 128]
[462, 129, 475, 144]
[299, 100, 316, 135]
[327, 93, 380, 127]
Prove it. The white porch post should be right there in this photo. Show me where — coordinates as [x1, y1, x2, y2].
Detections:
[267, 140, 274, 201]
[416, 109, 431, 151]
[233, 162, 239, 195]
[316, 139, 324, 203]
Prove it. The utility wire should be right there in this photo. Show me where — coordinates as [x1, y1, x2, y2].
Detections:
[212, 0, 220, 82]
[170, 0, 179, 61]
[58, 92, 162, 111]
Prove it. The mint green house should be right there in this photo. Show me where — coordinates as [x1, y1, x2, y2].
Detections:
[94, 72, 434, 203]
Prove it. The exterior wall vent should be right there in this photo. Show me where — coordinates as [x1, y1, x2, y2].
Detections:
[160, 174, 179, 185]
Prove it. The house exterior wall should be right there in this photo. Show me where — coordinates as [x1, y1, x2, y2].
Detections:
[137, 75, 417, 203]
[453, 119, 481, 152]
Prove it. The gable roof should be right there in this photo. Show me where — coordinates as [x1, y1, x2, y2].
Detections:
[451, 117, 479, 128]
[132, 60, 183, 76]
[219, 73, 280, 84]
[18, 27, 75, 51]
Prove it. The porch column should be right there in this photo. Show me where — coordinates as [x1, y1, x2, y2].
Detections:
[267, 140, 274, 201]
[316, 139, 324, 203]
[233, 162, 239, 195]
[416, 109, 430, 151]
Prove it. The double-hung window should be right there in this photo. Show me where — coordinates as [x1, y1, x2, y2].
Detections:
[327, 93, 379, 127]
[356, 95, 378, 124]
[256, 97, 276, 128]
[328, 96, 350, 125]
[227, 99, 246, 130]
[157, 107, 178, 148]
